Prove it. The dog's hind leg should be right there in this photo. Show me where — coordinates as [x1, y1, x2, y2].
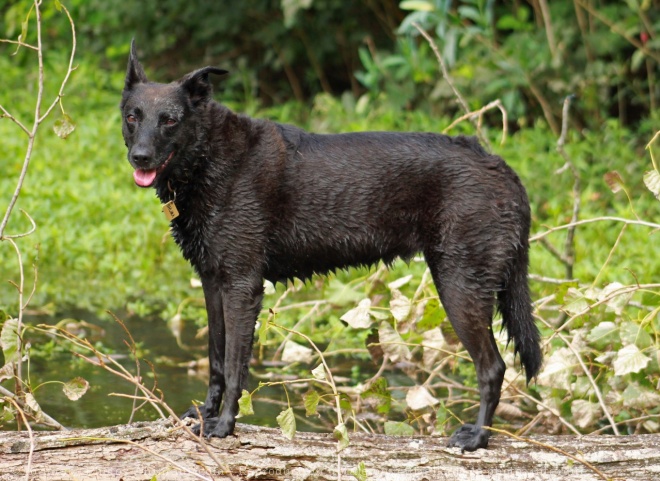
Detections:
[427, 256, 505, 452]
[181, 274, 225, 423]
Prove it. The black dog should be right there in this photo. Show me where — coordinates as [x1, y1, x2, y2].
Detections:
[120, 41, 542, 452]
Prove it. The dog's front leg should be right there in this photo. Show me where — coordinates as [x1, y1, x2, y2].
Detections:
[201, 277, 263, 438]
[181, 274, 225, 424]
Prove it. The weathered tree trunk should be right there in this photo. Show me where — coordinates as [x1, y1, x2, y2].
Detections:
[0, 421, 658, 480]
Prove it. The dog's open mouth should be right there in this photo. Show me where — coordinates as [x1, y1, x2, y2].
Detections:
[133, 151, 174, 187]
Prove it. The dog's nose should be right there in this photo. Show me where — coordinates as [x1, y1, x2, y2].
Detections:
[131, 147, 153, 166]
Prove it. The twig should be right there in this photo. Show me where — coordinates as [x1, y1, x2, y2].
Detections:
[61, 437, 214, 481]
[530, 216, 660, 243]
[487, 427, 610, 480]
[412, 22, 492, 151]
[537, 0, 558, 62]
[442, 99, 509, 146]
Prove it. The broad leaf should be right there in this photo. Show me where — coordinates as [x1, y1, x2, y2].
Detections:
[276, 407, 296, 440]
[405, 385, 439, 411]
[238, 389, 254, 417]
[63, 377, 89, 401]
[378, 322, 411, 362]
[281, 340, 313, 364]
[0, 318, 19, 363]
[303, 390, 320, 417]
[54, 113, 76, 139]
[389, 289, 412, 322]
[571, 400, 601, 429]
[613, 344, 650, 376]
[311, 364, 326, 381]
[361, 377, 392, 414]
[341, 298, 373, 329]
[349, 462, 368, 481]
[334, 422, 350, 451]
[644, 170, 660, 200]
[400, 0, 435, 12]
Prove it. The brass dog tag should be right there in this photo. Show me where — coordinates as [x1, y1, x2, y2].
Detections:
[162, 200, 179, 221]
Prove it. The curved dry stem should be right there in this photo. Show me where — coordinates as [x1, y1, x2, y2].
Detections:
[487, 426, 610, 480]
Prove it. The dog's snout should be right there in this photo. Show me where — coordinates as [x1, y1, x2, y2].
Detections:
[131, 146, 154, 166]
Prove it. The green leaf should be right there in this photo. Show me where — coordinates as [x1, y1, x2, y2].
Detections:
[54, 0, 63, 12]
[400, 0, 435, 12]
[0, 318, 19, 364]
[303, 389, 320, 417]
[333, 422, 350, 451]
[1, 405, 15, 424]
[434, 402, 448, 435]
[643, 170, 660, 200]
[361, 377, 392, 414]
[586, 321, 619, 347]
[417, 298, 443, 331]
[384, 420, 415, 436]
[620, 322, 653, 350]
[349, 462, 368, 481]
[258, 316, 269, 344]
[276, 407, 296, 440]
[53, 113, 76, 139]
[63, 377, 89, 401]
[238, 389, 254, 416]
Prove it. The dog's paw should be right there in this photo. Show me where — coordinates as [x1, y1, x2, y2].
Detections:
[190, 415, 236, 438]
[180, 405, 214, 421]
[447, 424, 489, 453]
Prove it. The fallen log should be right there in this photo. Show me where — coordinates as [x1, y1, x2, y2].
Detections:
[0, 421, 658, 480]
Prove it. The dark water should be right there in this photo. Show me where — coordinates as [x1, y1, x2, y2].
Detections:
[21, 309, 293, 431]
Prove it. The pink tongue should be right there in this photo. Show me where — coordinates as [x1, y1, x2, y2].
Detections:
[133, 169, 158, 187]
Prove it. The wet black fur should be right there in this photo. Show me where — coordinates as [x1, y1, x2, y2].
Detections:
[121, 41, 542, 452]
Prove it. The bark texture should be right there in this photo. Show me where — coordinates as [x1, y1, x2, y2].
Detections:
[1, 421, 659, 480]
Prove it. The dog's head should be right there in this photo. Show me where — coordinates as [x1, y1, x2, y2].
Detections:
[120, 40, 228, 188]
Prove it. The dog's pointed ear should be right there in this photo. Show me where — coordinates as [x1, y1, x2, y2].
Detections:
[179, 67, 229, 106]
[124, 39, 148, 91]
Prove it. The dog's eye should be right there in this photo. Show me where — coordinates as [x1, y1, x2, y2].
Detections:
[126, 114, 137, 124]
[165, 118, 177, 126]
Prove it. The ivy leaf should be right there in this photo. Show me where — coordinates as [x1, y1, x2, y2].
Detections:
[384, 420, 415, 436]
[238, 389, 254, 417]
[54, 113, 76, 139]
[333, 422, 350, 451]
[586, 321, 619, 347]
[622, 382, 660, 409]
[303, 390, 320, 417]
[276, 407, 296, 440]
[613, 344, 651, 376]
[63, 377, 89, 401]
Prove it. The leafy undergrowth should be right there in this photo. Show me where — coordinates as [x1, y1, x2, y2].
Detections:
[1, 57, 659, 439]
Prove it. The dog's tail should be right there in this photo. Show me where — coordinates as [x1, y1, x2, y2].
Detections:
[497, 242, 542, 384]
